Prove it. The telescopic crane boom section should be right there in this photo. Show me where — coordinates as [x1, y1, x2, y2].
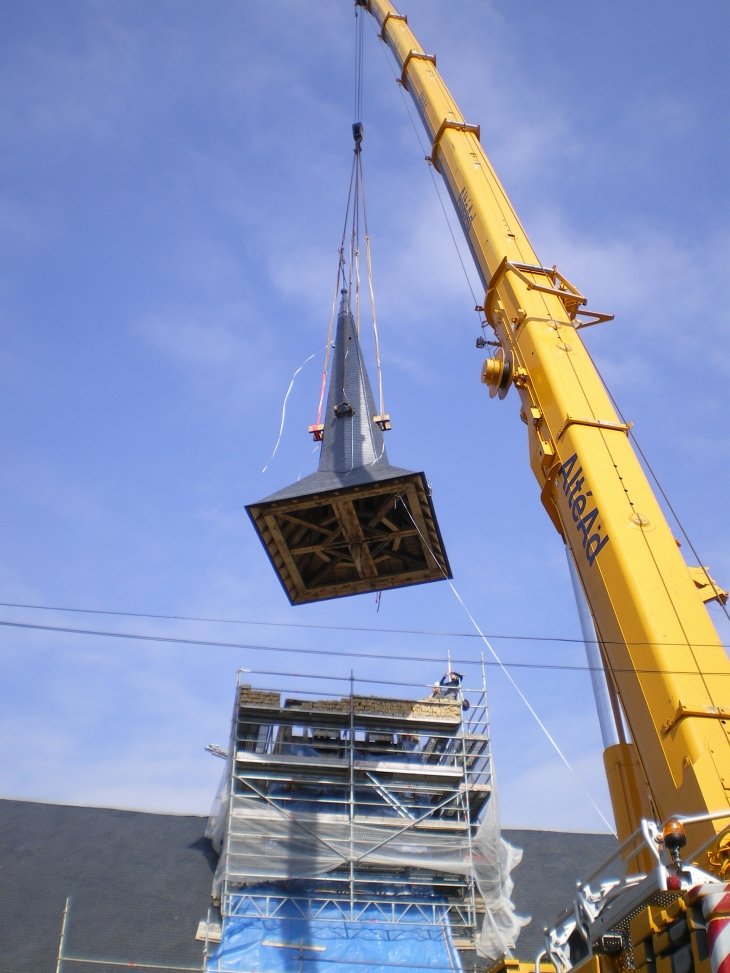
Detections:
[365, 0, 730, 860]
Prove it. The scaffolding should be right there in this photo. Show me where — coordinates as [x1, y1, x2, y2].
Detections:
[206, 666, 524, 971]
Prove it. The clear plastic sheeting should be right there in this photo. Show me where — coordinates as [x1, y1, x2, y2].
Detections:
[206, 675, 529, 963]
[206, 886, 464, 973]
[206, 751, 233, 854]
[209, 794, 528, 959]
[472, 788, 531, 958]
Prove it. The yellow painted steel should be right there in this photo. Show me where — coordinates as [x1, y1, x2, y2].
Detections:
[603, 743, 655, 873]
[365, 0, 730, 856]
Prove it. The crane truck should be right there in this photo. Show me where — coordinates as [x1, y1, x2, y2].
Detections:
[359, 3, 730, 973]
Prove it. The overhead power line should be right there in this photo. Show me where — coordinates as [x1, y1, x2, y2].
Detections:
[1, 616, 728, 676]
[0, 600, 727, 649]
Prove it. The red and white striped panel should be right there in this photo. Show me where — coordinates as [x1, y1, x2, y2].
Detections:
[708, 917, 730, 973]
[686, 884, 730, 915]
[685, 884, 730, 973]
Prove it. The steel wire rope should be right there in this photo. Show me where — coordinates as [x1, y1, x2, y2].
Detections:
[434, 66, 730, 715]
[350, 12, 387, 459]
[315, 148, 358, 429]
[358, 150, 386, 420]
[354, 0, 364, 129]
[0, 599, 728, 650]
[3, 615, 730, 675]
[397, 498, 616, 834]
[342, 151, 359, 410]
[600, 377, 730, 628]
[366, 0, 712, 628]
[370, 15, 482, 314]
[352, 3, 364, 339]
[351, 146, 386, 467]
[315, 270, 343, 430]
[516, 258, 715, 739]
[353, 305, 384, 466]
[338, 6, 392, 469]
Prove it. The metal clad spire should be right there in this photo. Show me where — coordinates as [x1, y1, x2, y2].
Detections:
[319, 290, 387, 475]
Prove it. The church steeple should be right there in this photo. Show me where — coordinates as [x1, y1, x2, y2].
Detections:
[247, 290, 451, 605]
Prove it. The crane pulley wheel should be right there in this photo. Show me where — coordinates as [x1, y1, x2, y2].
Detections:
[481, 347, 513, 399]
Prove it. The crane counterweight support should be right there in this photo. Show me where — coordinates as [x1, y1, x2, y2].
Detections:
[366, 0, 730, 858]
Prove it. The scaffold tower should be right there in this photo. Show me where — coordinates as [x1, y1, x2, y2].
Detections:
[204, 667, 527, 972]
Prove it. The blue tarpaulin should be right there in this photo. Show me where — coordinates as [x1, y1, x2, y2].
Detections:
[206, 886, 463, 973]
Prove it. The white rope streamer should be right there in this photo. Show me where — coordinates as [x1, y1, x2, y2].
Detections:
[446, 581, 616, 835]
[297, 442, 320, 482]
[262, 346, 326, 473]
[400, 499, 617, 835]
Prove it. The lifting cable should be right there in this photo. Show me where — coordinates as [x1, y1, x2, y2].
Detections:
[313, 4, 386, 432]
[368, 14, 485, 336]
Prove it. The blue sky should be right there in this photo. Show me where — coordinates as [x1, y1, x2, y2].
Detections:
[0, 0, 727, 833]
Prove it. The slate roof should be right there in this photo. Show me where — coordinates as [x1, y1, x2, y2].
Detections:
[0, 798, 216, 973]
[503, 827, 618, 961]
[0, 798, 616, 970]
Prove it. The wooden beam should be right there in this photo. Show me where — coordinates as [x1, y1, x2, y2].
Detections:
[388, 547, 429, 570]
[264, 515, 307, 595]
[332, 500, 365, 542]
[290, 527, 416, 555]
[305, 551, 347, 588]
[363, 526, 418, 542]
[332, 500, 377, 579]
[277, 513, 334, 535]
[367, 493, 400, 529]
[402, 484, 439, 571]
[289, 540, 349, 555]
[368, 540, 393, 561]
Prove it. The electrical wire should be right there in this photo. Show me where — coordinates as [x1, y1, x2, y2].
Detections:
[0, 599, 726, 649]
[220, 666, 473, 693]
[2, 615, 730, 675]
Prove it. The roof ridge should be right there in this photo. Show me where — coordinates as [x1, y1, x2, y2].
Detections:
[0, 795, 208, 817]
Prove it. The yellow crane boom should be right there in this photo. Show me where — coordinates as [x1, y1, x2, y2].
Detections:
[364, 0, 730, 862]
